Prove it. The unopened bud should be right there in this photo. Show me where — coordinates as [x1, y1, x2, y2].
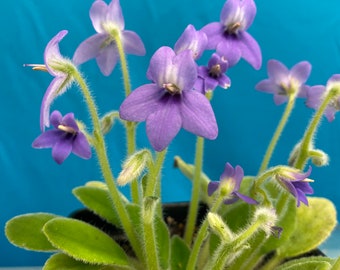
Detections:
[117, 149, 151, 186]
[309, 149, 329, 167]
[143, 196, 159, 224]
[253, 207, 280, 238]
[100, 111, 120, 135]
[207, 212, 233, 242]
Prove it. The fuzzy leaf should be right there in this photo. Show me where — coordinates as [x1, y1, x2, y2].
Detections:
[170, 236, 190, 270]
[5, 213, 58, 251]
[73, 186, 121, 227]
[276, 256, 334, 270]
[43, 217, 130, 266]
[43, 253, 118, 270]
[277, 197, 337, 258]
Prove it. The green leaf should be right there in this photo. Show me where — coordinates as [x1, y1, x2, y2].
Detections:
[43, 217, 130, 266]
[277, 197, 337, 258]
[170, 236, 190, 270]
[43, 253, 119, 270]
[5, 213, 58, 251]
[276, 256, 334, 270]
[73, 186, 121, 227]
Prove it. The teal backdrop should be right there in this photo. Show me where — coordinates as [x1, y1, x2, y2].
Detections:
[1, 0, 340, 266]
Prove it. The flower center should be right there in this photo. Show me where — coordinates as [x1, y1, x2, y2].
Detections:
[329, 98, 340, 110]
[163, 83, 181, 95]
[226, 22, 242, 35]
[58, 124, 77, 135]
[278, 78, 299, 96]
[209, 64, 222, 78]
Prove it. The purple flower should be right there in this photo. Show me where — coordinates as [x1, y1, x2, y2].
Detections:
[31, 30, 75, 132]
[119, 46, 218, 152]
[306, 74, 340, 122]
[208, 163, 258, 205]
[201, 0, 261, 69]
[276, 166, 314, 207]
[174, 24, 208, 60]
[73, 0, 146, 76]
[32, 111, 92, 164]
[194, 53, 231, 94]
[256, 60, 312, 105]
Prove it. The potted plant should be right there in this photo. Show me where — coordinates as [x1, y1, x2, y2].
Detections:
[5, 0, 340, 269]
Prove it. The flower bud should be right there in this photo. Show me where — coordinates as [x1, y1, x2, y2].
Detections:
[309, 149, 329, 167]
[252, 207, 281, 238]
[100, 111, 120, 135]
[117, 149, 151, 186]
[207, 212, 233, 242]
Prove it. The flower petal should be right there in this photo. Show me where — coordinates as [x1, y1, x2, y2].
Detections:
[61, 113, 78, 131]
[40, 76, 69, 131]
[107, 0, 125, 30]
[119, 84, 163, 122]
[255, 79, 276, 94]
[306, 85, 325, 109]
[122, 30, 146, 55]
[90, 0, 108, 33]
[32, 130, 63, 148]
[52, 137, 73, 164]
[44, 30, 68, 76]
[172, 50, 197, 90]
[146, 46, 176, 85]
[267, 60, 289, 84]
[234, 191, 258, 205]
[73, 34, 108, 66]
[146, 98, 182, 151]
[238, 31, 262, 70]
[96, 42, 119, 76]
[200, 22, 224, 49]
[220, 162, 235, 181]
[72, 132, 92, 159]
[290, 61, 312, 85]
[207, 181, 220, 196]
[180, 90, 218, 139]
[295, 189, 309, 206]
[50, 110, 63, 128]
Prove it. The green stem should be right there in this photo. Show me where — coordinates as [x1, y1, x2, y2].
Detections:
[184, 136, 205, 245]
[186, 196, 224, 270]
[73, 70, 144, 262]
[111, 29, 140, 204]
[145, 149, 167, 198]
[258, 94, 296, 174]
[294, 88, 339, 170]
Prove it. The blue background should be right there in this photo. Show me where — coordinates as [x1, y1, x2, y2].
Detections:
[1, 0, 340, 266]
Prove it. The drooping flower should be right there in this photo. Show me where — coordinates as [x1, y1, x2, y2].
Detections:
[119, 46, 218, 152]
[305, 74, 340, 122]
[73, 0, 146, 76]
[174, 24, 208, 60]
[208, 163, 258, 205]
[276, 166, 314, 207]
[27, 30, 76, 132]
[32, 111, 92, 164]
[255, 60, 312, 105]
[194, 53, 231, 94]
[201, 0, 261, 69]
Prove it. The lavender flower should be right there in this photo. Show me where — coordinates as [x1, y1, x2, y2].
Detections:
[201, 0, 261, 69]
[208, 163, 258, 205]
[29, 30, 75, 132]
[306, 74, 340, 122]
[174, 24, 207, 60]
[276, 166, 314, 207]
[32, 111, 91, 164]
[194, 53, 231, 93]
[119, 46, 218, 152]
[73, 0, 146, 76]
[256, 60, 312, 105]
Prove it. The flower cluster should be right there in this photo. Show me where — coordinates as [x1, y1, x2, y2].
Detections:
[6, 0, 340, 269]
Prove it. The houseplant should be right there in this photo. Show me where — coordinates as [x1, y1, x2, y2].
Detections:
[4, 0, 340, 269]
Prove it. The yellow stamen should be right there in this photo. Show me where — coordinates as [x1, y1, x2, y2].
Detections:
[23, 64, 48, 72]
[58, 124, 77, 134]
